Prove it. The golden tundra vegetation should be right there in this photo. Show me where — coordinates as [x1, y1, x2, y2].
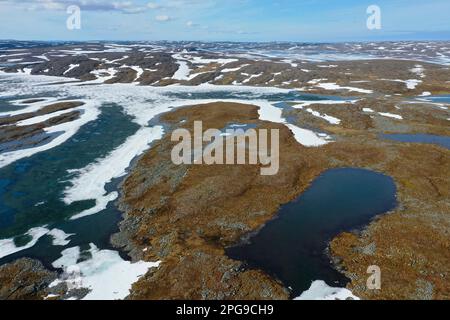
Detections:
[1, 57, 449, 300]
[115, 96, 449, 300]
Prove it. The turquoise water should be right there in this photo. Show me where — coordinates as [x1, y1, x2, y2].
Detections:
[0, 91, 325, 266]
[382, 134, 450, 150]
[0, 87, 380, 295]
[226, 168, 397, 297]
[0, 97, 27, 112]
[0, 102, 139, 266]
[165, 91, 351, 102]
[425, 95, 450, 103]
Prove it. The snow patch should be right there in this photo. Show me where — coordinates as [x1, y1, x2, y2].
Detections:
[306, 108, 341, 124]
[50, 243, 160, 300]
[47, 228, 74, 246]
[291, 100, 354, 109]
[0, 227, 73, 259]
[410, 65, 425, 78]
[172, 60, 191, 80]
[295, 280, 360, 300]
[405, 79, 422, 90]
[221, 64, 250, 73]
[255, 100, 332, 146]
[122, 65, 144, 82]
[378, 112, 403, 120]
[0, 227, 49, 259]
[317, 82, 373, 94]
[63, 64, 80, 75]
[0, 100, 101, 168]
[65, 126, 164, 220]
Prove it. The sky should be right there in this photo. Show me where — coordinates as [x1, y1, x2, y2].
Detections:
[0, 0, 449, 42]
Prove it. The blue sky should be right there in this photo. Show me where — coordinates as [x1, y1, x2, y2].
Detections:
[0, 0, 449, 42]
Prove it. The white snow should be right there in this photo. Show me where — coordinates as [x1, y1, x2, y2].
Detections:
[16, 105, 84, 127]
[50, 243, 160, 300]
[308, 78, 327, 84]
[63, 64, 80, 75]
[59, 48, 131, 55]
[17, 68, 32, 75]
[281, 59, 298, 67]
[380, 78, 422, 90]
[255, 100, 332, 146]
[410, 65, 425, 78]
[286, 124, 331, 146]
[0, 227, 73, 259]
[34, 55, 49, 61]
[305, 108, 341, 124]
[65, 126, 164, 220]
[105, 55, 129, 64]
[184, 55, 238, 66]
[0, 227, 49, 259]
[378, 112, 403, 120]
[295, 280, 360, 300]
[172, 60, 191, 80]
[0, 71, 335, 162]
[7, 58, 23, 62]
[363, 108, 375, 113]
[172, 53, 234, 81]
[243, 72, 263, 83]
[221, 64, 249, 73]
[0, 72, 333, 209]
[90, 68, 118, 83]
[52, 246, 80, 267]
[47, 229, 74, 246]
[291, 99, 355, 109]
[0, 53, 27, 58]
[405, 79, 422, 90]
[1, 97, 60, 116]
[318, 64, 338, 68]
[0, 99, 101, 169]
[317, 82, 373, 94]
[122, 65, 144, 82]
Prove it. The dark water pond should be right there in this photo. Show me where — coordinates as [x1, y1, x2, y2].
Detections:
[382, 134, 450, 150]
[226, 168, 397, 297]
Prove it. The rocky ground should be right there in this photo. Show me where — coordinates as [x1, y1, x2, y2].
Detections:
[2, 42, 450, 96]
[0, 258, 57, 300]
[0, 41, 449, 300]
[111, 98, 449, 300]
[0, 101, 83, 153]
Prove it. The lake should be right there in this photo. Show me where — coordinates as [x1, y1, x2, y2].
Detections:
[226, 168, 397, 297]
[382, 133, 450, 150]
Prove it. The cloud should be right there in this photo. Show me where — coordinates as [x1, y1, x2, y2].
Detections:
[0, 0, 149, 14]
[186, 20, 194, 27]
[0, 0, 220, 16]
[147, 2, 161, 9]
[155, 14, 170, 22]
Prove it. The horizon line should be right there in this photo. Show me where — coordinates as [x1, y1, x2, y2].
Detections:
[1, 39, 450, 44]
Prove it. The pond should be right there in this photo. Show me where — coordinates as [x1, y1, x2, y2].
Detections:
[226, 168, 397, 297]
[382, 133, 450, 150]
